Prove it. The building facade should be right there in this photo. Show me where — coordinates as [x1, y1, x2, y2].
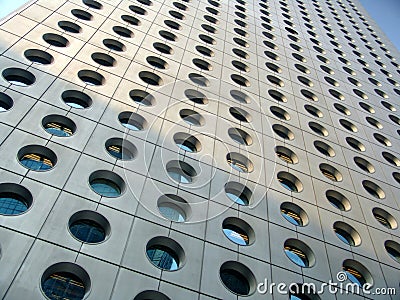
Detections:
[0, 0, 399, 299]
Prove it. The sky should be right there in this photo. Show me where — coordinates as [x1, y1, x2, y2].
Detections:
[360, 0, 400, 51]
[0, 0, 398, 51]
[0, 0, 29, 19]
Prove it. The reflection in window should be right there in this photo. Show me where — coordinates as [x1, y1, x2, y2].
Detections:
[223, 224, 249, 245]
[107, 145, 124, 159]
[70, 219, 106, 243]
[146, 245, 179, 271]
[159, 203, 185, 222]
[20, 153, 53, 171]
[343, 266, 365, 287]
[220, 269, 250, 295]
[279, 178, 297, 192]
[281, 208, 302, 226]
[90, 179, 121, 197]
[42, 272, 85, 300]
[44, 122, 73, 137]
[0, 193, 29, 215]
[226, 191, 248, 205]
[284, 245, 308, 267]
[167, 168, 193, 184]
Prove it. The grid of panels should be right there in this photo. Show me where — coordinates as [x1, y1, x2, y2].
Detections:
[0, 0, 399, 299]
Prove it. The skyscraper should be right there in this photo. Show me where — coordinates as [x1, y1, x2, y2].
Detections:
[0, 0, 399, 299]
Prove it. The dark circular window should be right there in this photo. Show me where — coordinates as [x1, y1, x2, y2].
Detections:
[272, 124, 294, 140]
[170, 10, 185, 20]
[373, 207, 398, 229]
[301, 89, 318, 101]
[362, 180, 385, 199]
[146, 237, 185, 271]
[229, 107, 252, 123]
[0, 92, 13, 112]
[339, 119, 358, 132]
[42, 114, 76, 137]
[119, 112, 147, 131]
[78, 70, 105, 86]
[265, 50, 279, 61]
[346, 137, 365, 152]
[165, 20, 182, 30]
[354, 156, 375, 174]
[91, 52, 116, 67]
[2, 67, 36, 86]
[270, 106, 290, 121]
[224, 182, 252, 206]
[334, 103, 351, 116]
[153, 42, 173, 55]
[105, 138, 137, 160]
[129, 5, 147, 15]
[314, 140, 335, 157]
[309, 122, 328, 136]
[219, 261, 256, 296]
[71, 9, 93, 20]
[232, 60, 249, 72]
[179, 109, 205, 126]
[284, 239, 315, 267]
[137, 0, 153, 6]
[196, 45, 214, 57]
[103, 39, 126, 52]
[280, 202, 308, 226]
[24, 49, 54, 65]
[121, 15, 141, 26]
[319, 163, 342, 182]
[228, 127, 252, 146]
[184, 89, 208, 105]
[166, 160, 197, 184]
[69, 210, 110, 243]
[89, 170, 125, 197]
[204, 15, 219, 24]
[0, 183, 33, 216]
[192, 58, 212, 71]
[342, 259, 373, 287]
[222, 217, 255, 246]
[393, 172, 400, 185]
[333, 221, 361, 246]
[277, 171, 303, 192]
[326, 189, 351, 211]
[58, 21, 82, 33]
[199, 34, 216, 45]
[374, 133, 391, 147]
[43, 33, 69, 47]
[134, 291, 170, 300]
[62, 90, 92, 109]
[233, 48, 249, 59]
[157, 194, 191, 222]
[231, 74, 250, 86]
[385, 240, 400, 264]
[113, 26, 133, 38]
[304, 104, 323, 118]
[139, 71, 163, 86]
[174, 132, 201, 153]
[129, 89, 155, 106]
[83, 0, 103, 9]
[226, 152, 253, 173]
[41, 263, 90, 300]
[275, 146, 298, 164]
[17, 145, 57, 171]
[230, 90, 250, 103]
[295, 64, 310, 74]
